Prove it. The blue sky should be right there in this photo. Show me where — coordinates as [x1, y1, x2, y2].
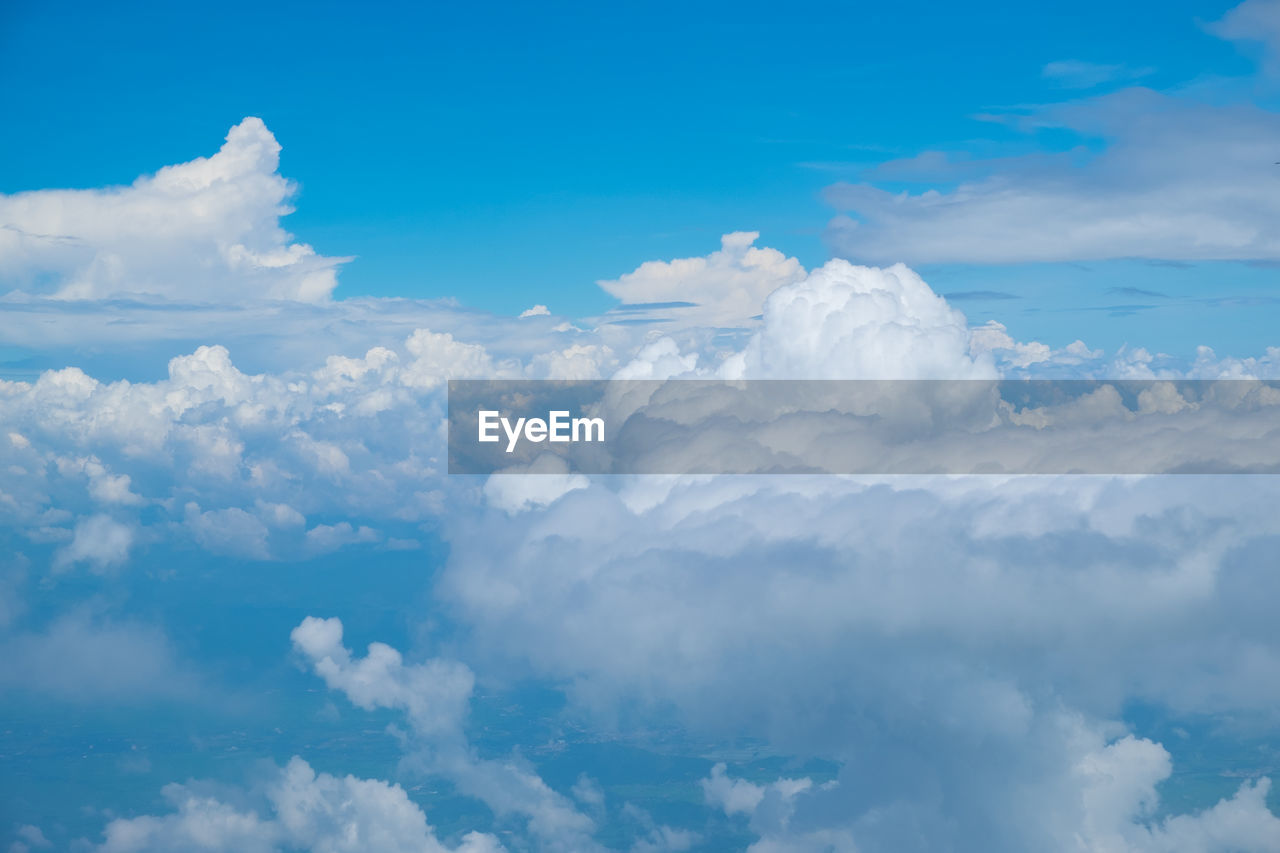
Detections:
[10, 2, 1280, 851]
[5, 0, 1277, 353]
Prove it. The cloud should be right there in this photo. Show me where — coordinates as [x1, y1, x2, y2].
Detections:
[4, 114, 1280, 852]
[826, 88, 1280, 265]
[184, 503, 271, 559]
[291, 616, 474, 738]
[702, 739, 1280, 852]
[969, 320, 1054, 368]
[483, 454, 589, 513]
[53, 513, 133, 571]
[303, 521, 380, 553]
[1107, 286, 1170, 299]
[0, 612, 199, 703]
[597, 232, 805, 328]
[612, 337, 699, 379]
[1212, 0, 1280, 74]
[1041, 59, 1153, 89]
[702, 763, 813, 818]
[95, 756, 503, 853]
[702, 764, 849, 852]
[291, 617, 605, 852]
[942, 289, 1021, 301]
[721, 259, 993, 379]
[438, 468, 1280, 849]
[0, 118, 346, 302]
[9, 825, 51, 853]
[0, 230, 1272, 574]
[0, 291, 616, 380]
[824, 3, 1280, 271]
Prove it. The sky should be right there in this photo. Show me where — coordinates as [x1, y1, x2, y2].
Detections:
[4, 0, 1279, 352]
[8, 1, 1280, 852]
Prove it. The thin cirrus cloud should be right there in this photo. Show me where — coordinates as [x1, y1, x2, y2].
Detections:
[1040, 59, 1153, 89]
[1212, 0, 1280, 74]
[825, 89, 1280, 265]
[823, 3, 1280, 268]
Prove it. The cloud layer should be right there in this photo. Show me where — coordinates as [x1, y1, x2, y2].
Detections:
[6, 105, 1280, 852]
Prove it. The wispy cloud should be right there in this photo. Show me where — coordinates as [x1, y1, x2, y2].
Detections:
[1041, 59, 1153, 89]
[943, 290, 1021, 301]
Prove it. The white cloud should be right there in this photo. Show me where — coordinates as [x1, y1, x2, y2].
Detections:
[484, 454, 590, 514]
[290, 616, 475, 738]
[702, 764, 848, 852]
[0, 118, 347, 302]
[969, 320, 1053, 368]
[291, 617, 603, 851]
[722, 259, 993, 379]
[598, 232, 805, 327]
[184, 503, 271, 559]
[520, 304, 551, 318]
[1041, 59, 1152, 89]
[826, 89, 1280, 264]
[5, 116, 1280, 853]
[0, 231, 1273, 574]
[400, 330, 507, 389]
[304, 521, 380, 553]
[0, 612, 199, 703]
[439, 470, 1280, 849]
[54, 513, 133, 571]
[702, 737, 1280, 852]
[1212, 0, 1280, 75]
[9, 825, 50, 853]
[612, 337, 699, 380]
[95, 756, 503, 853]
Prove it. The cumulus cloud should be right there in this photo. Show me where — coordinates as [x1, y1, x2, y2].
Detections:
[0, 229, 1270, 570]
[438, 470, 1280, 850]
[702, 738, 1280, 852]
[0, 118, 347, 302]
[185, 503, 271, 559]
[483, 454, 589, 513]
[612, 337, 699, 380]
[722, 259, 993, 379]
[597, 232, 805, 328]
[291, 617, 606, 852]
[0, 338, 461, 564]
[290, 616, 474, 739]
[702, 764, 849, 852]
[53, 514, 133, 571]
[7, 112, 1280, 853]
[95, 756, 503, 853]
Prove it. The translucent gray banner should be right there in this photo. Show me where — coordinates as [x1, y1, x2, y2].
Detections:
[447, 380, 1280, 475]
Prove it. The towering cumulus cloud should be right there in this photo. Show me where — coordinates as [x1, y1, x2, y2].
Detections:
[721, 259, 993, 379]
[0, 118, 345, 302]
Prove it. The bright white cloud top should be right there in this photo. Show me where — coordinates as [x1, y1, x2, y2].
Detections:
[0, 118, 345, 302]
